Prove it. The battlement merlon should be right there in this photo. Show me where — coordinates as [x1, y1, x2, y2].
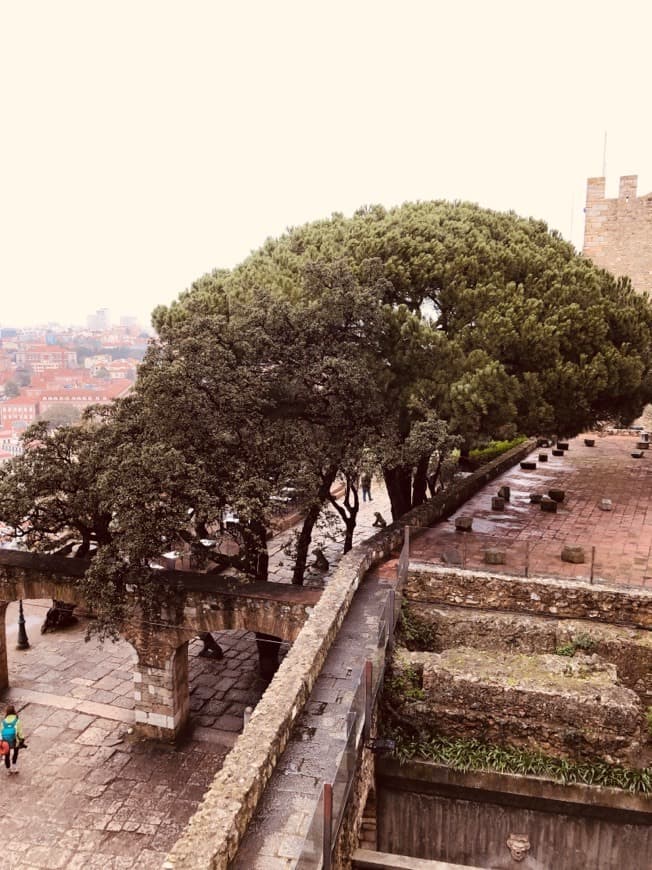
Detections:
[586, 177, 605, 203]
[619, 175, 638, 199]
[586, 175, 640, 205]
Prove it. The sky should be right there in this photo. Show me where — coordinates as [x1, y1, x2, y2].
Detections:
[2, 1, 652, 329]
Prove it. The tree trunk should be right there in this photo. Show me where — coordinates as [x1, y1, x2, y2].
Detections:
[327, 477, 359, 554]
[383, 464, 413, 521]
[342, 516, 355, 553]
[240, 520, 269, 582]
[411, 455, 430, 508]
[292, 465, 338, 585]
[292, 501, 322, 585]
[427, 455, 443, 497]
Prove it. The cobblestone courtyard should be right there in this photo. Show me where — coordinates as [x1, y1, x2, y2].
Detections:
[0, 486, 392, 869]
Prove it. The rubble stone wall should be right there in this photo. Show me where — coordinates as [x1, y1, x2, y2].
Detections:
[406, 566, 652, 629]
[395, 648, 643, 765]
[404, 603, 652, 704]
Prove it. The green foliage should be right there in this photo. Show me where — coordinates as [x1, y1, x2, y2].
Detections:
[40, 403, 82, 429]
[0, 421, 114, 557]
[466, 436, 528, 467]
[555, 633, 596, 657]
[397, 603, 437, 651]
[224, 200, 652, 518]
[388, 730, 652, 794]
[645, 708, 652, 736]
[386, 663, 426, 703]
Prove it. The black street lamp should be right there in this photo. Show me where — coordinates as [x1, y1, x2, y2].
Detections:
[16, 599, 30, 650]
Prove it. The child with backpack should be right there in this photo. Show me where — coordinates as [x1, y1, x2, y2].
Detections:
[2, 705, 25, 775]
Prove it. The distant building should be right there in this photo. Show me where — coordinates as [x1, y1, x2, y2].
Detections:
[119, 315, 141, 333]
[0, 428, 23, 458]
[37, 378, 132, 417]
[0, 397, 39, 427]
[583, 175, 652, 295]
[15, 344, 78, 371]
[87, 308, 111, 331]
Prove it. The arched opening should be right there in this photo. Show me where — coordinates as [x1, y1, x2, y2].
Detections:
[187, 629, 289, 742]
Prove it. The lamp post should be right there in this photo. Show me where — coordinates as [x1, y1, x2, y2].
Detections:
[16, 599, 30, 650]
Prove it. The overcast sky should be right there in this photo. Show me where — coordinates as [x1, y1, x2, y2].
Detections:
[2, 1, 651, 329]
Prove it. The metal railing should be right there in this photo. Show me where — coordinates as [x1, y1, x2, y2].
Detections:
[406, 525, 650, 589]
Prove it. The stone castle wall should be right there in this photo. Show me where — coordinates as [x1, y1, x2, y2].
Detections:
[583, 175, 652, 294]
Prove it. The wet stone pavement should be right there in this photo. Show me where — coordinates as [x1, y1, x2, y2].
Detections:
[0, 610, 272, 869]
[410, 432, 652, 587]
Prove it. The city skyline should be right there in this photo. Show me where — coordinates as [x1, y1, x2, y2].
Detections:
[2, 1, 652, 328]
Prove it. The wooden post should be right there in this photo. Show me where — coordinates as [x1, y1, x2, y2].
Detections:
[322, 782, 333, 870]
[364, 660, 373, 743]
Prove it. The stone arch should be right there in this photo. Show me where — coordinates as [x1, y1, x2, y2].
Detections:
[0, 552, 320, 739]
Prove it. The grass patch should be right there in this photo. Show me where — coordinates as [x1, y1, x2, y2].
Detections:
[387, 729, 652, 794]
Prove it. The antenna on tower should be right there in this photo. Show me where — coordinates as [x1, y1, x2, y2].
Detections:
[602, 131, 608, 177]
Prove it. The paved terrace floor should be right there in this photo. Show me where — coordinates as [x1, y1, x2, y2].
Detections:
[406, 432, 652, 587]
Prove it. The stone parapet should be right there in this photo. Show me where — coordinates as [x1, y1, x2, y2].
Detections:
[163, 440, 538, 869]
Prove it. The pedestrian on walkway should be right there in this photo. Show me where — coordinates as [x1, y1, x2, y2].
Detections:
[2, 704, 25, 775]
[361, 472, 372, 502]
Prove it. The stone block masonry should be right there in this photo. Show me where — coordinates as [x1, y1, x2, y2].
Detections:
[583, 175, 652, 295]
[396, 648, 643, 765]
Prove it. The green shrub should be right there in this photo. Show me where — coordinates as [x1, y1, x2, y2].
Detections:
[555, 633, 595, 657]
[397, 603, 436, 651]
[467, 436, 527, 467]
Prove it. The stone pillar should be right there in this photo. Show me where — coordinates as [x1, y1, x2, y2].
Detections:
[0, 601, 9, 691]
[133, 640, 190, 740]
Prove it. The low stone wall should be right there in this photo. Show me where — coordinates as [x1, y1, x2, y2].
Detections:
[395, 648, 643, 765]
[163, 440, 537, 869]
[376, 757, 652, 870]
[406, 566, 652, 629]
[404, 604, 652, 704]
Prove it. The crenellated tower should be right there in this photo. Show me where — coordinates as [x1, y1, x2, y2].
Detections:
[583, 175, 652, 295]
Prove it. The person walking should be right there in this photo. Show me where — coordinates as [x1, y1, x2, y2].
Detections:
[361, 472, 372, 502]
[2, 704, 24, 775]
